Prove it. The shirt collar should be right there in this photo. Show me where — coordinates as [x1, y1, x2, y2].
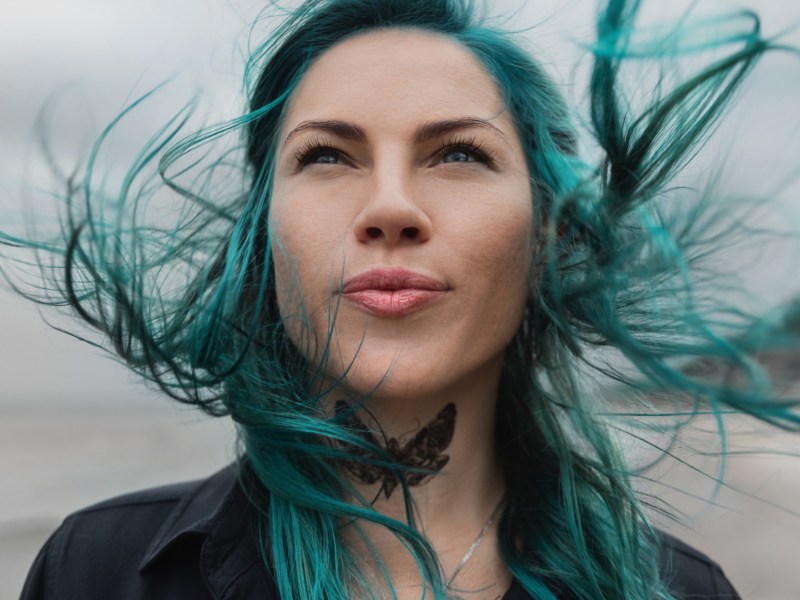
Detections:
[139, 464, 240, 570]
[138, 463, 274, 598]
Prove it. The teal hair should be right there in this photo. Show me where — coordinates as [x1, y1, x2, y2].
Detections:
[2, 0, 799, 598]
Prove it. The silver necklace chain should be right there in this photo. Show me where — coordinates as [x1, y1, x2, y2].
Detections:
[445, 500, 504, 591]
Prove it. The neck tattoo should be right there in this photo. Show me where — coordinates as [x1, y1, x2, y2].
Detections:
[335, 401, 457, 498]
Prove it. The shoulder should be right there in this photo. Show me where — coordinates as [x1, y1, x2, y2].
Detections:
[657, 532, 741, 599]
[20, 465, 240, 600]
[49, 475, 205, 550]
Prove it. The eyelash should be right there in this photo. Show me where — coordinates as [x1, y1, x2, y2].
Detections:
[291, 135, 497, 169]
[293, 136, 345, 168]
[436, 135, 496, 167]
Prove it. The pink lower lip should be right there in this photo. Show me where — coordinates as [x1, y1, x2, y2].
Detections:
[343, 289, 445, 317]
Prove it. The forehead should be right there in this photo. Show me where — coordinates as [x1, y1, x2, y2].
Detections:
[282, 28, 510, 132]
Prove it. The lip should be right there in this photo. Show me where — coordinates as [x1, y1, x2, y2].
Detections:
[341, 268, 448, 317]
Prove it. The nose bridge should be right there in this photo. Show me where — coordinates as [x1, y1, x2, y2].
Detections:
[372, 152, 414, 209]
[354, 147, 432, 246]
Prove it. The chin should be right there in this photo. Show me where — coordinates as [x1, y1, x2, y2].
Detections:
[318, 341, 438, 399]
[332, 354, 435, 400]
[326, 342, 504, 405]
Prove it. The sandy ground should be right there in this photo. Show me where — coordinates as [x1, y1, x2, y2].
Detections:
[2, 402, 799, 599]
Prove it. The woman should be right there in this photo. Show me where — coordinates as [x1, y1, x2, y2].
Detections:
[11, 0, 800, 598]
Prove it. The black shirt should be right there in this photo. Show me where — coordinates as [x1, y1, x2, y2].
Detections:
[20, 464, 741, 599]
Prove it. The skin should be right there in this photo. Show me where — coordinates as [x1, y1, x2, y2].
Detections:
[269, 28, 533, 598]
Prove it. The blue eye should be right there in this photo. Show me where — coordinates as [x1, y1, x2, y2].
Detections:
[437, 138, 494, 167]
[309, 150, 341, 164]
[442, 148, 476, 163]
[298, 147, 343, 166]
[293, 138, 348, 169]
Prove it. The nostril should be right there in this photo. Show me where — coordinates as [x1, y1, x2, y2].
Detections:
[366, 227, 382, 239]
[401, 227, 419, 239]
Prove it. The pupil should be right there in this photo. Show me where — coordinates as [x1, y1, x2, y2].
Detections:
[316, 153, 337, 164]
[445, 150, 470, 163]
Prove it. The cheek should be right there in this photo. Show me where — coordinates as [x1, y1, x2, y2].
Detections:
[269, 189, 316, 348]
[268, 195, 299, 320]
[464, 185, 533, 279]
[460, 189, 534, 330]
[269, 187, 350, 353]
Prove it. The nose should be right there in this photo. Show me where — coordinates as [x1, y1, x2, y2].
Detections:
[353, 171, 432, 246]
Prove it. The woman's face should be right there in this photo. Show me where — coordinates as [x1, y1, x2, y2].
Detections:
[270, 29, 533, 401]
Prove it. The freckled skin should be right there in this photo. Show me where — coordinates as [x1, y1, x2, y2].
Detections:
[270, 29, 533, 404]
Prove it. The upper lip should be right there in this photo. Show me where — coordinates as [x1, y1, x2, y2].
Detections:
[341, 268, 448, 293]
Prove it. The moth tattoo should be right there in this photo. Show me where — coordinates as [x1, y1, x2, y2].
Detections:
[335, 401, 457, 499]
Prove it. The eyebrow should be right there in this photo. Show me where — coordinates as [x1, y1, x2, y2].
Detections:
[284, 120, 367, 144]
[282, 117, 507, 146]
[412, 117, 507, 144]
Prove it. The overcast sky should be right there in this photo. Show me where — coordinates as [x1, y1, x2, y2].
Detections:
[1, 0, 799, 406]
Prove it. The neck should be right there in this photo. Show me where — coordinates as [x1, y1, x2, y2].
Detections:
[338, 356, 505, 515]
[333, 358, 511, 597]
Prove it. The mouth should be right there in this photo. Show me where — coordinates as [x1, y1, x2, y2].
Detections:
[341, 267, 448, 317]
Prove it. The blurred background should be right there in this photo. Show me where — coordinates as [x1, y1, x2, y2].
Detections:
[1, 1, 799, 598]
